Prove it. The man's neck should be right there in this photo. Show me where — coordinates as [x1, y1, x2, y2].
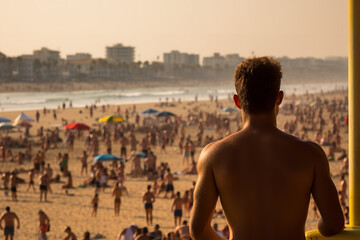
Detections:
[242, 112, 277, 130]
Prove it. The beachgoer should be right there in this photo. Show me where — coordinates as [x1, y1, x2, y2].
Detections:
[91, 193, 99, 217]
[174, 220, 191, 240]
[112, 183, 123, 216]
[118, 224, 138, 240]
[38, 210, 50, 240]
[39, 173, 49, 202]
[134, 227, 150, 240]
[0, 206, 20, 240]
[63, 226, 77, 240]
[149, 224, 162, 240]
[9, 172, 17, 201]
[190, 57, 344, 239]
[27, 169, 36, 192]
[163, 168, 175, 198]
[171, 192, 184, 226]
[143, 185, 156, 225]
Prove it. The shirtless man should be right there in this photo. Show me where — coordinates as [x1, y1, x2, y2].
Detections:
[63, 226, 77, 240]
[143, 185, 156, 225]
[38, 210, 50, 240]
[112, 183, 123, 216]
[163, 168, 175, 198]
[120, 136, 129, 159]
[190, 57, 344, 240]
[9, 172, 17, 201]
[0, 207, 20, 240]
[39, 173, 49, 202]
[175, 221, 191, 240]
[171, 192, 184, 226]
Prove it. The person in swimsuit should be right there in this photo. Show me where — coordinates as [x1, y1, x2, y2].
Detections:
[143, 185, 156, 225]
[0, 206, 20, 240]
[10, 172, 17, 201]
[39, 173, 49, 202]
[27, 169, 36, 192]
[38, 210, 50, 240]
[171, 192, 184, 226]
[112, 183, 123, 216]
[163, 168, 175, 198]
[91, 193, 99, 217]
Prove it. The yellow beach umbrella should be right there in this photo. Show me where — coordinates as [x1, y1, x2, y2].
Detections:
[98, 115, 125, 123]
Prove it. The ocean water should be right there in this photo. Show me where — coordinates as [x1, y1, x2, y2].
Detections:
[0, 82, 348, 112]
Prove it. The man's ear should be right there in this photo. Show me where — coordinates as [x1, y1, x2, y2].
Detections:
[276, 91, 284, 105]
[233, 94, 242, 109]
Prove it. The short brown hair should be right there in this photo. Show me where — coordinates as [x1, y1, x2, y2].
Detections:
[234, 57, 282, 114]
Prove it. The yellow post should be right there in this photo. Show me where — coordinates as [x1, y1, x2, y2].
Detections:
[305, 0, 360, 238]
[348, 0, 360, 228]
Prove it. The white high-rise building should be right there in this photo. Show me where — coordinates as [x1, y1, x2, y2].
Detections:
[106, 43, 135, 63]
[33, 47, 60, 62]
[163, 50, 199, 68]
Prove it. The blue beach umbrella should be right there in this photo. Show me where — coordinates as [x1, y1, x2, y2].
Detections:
[0, 123, 15, 131]
[220, 107, 239, 113]
[136, 151, 147, 158]
[93, 154, 123, 162]
[140, 108, 159, 115]
[0, 117, 11, 123]
[156, 111, 177, 117]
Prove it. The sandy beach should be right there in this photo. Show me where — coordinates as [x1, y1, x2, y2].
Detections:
[0, 89, 348, 239]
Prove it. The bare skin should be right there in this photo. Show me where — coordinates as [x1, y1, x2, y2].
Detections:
[0, 210, 20, 240]
[163, 171, 174, 198]
[171, 195, 184, 226]
[91, 194, 99, 217]
[190, 93, 344, 240]
[64, 230, 77, 240]
[143, 188, 156, 225]
[175, 223, 191, 240]
[112, 185, 122, 216]
[38, 211, 50, 239]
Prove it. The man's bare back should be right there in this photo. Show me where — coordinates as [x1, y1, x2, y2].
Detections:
[190, 57, 344, 240]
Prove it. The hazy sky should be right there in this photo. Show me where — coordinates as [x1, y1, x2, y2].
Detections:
[0, 0, 348, 61]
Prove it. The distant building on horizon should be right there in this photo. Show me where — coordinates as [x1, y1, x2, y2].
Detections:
[203, 53, 244, 68]
[33, 47, 60, 63]
[163, 50, 199, 71]
[66, 53, 92, 62]
[106, 43, 135, 63]
[18, 55, 34, 81]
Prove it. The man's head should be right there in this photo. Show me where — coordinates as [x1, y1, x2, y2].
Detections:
[5, 206, 10, 212]
[147, 185, 151, 191]
[233, 57, 283, 115]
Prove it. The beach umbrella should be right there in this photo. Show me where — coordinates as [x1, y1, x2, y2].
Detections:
[13, 120, 32, 128]
[93, 154, 123, 162]
[0, 123, 15, 131]
[156, 111, 177, 117]
[220, 107, 239, 113]
[14, 112, 34, 122]
[98, 115, 125, 123]
[140, 108, 159, 115]
[0, 117, 11, 123]
[65, 122, 90, 130]
[136, 151, 147, 158]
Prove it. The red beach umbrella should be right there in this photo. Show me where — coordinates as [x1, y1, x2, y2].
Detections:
[65, 122, 90, 130]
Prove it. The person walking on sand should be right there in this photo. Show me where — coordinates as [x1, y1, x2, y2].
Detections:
[112, 183, 123, 216]
[9, 172, 17, 201]
[27, 169, 36, 192]
[38, 210, 50, 240]
[39, 173, 49, 202]
[0, 206, 20, 240]
[171, 192, 184, 226]
[190, 57, 344, 240]
[143, 185, 156, 225]
[91, 193, 99, 217]
[163, 168, 175, 198]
